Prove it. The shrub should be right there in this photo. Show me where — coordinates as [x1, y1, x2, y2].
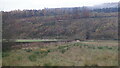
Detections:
[47, 50, 51, 52]
[87, 46, 96, 49]
[97, 47, 103, 49]
[24, 49, 32, 52]
[40, 51, 48, 54]
[28, 54, 37, 62]
[73, 43, 79, 46]
[2, 39, 15, 52]
[34, 51, 40, 55]
[44, 63, 52, 66]
[39, 51, 48, 58]
[92, 47, 96, 49]
[17, 56, 22, 61]
[108, 47, 112, 50]
[83, 44, 88, 47]
[104, 46, 108, 49]
[79, 46, 82, 48]
[60, 49, 66, 54]
[47, 49, 53, 52]
[87, 46, 91, 49]
[2, 52, 9, 57]
[34, 51, 48, 58]
[58, 46, 67, 49]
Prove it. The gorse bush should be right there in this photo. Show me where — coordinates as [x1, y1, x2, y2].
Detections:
[58, 46, 68, 49]
[28, 54, 37, 62]
[97, 47, 103, 49]
[2, 52, 9, 57]
[24, 49, 32, 52]
[108, 47, 113, 50]
[60, 49, 66, 54]
[44, 63, 52, 66]
[34, 51, 40, 55]
[17, 56, 22, 61]
[57, 45, 70, 54]
[73, 43, 80, 46]
[33, 50, 49, 58]
[40, 52, 48, 58]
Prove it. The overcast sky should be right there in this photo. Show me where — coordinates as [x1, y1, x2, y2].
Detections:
[0, 0, 119, 11]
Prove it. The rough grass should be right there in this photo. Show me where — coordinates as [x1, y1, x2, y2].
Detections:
[2, 41, 118, 66]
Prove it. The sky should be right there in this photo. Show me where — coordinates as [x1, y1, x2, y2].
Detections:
[0, 0, 119, 11]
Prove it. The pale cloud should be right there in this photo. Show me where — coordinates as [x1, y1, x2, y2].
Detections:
[0, 0, 119, 11]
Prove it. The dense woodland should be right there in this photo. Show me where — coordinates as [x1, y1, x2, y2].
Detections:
[2, 7, 119, 40]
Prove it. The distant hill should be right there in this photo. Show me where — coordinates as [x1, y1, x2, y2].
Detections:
[89, 2, 118, 9]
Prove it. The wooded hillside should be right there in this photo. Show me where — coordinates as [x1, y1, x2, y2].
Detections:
[2, 7, 118, 40]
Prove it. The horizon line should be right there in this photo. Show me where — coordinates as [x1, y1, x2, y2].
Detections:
[1, 2, 118, 12]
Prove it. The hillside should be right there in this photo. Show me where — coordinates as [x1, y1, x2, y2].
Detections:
[2, 5, 119, 40]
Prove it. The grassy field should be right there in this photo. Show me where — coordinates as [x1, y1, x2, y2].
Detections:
[15, 39, 58, 42]
[2, 40, 118, 66]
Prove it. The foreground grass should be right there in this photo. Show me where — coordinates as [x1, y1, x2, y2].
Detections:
[2, 41, 118, 66]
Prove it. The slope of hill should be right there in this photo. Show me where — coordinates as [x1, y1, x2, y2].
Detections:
[2, 2, 119, 40]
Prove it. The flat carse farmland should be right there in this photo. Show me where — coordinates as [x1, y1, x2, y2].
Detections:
[2, 40, 118, 66]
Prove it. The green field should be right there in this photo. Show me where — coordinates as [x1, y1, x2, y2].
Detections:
[15, 39, 58, 42]
[2, 40, 118, 66]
